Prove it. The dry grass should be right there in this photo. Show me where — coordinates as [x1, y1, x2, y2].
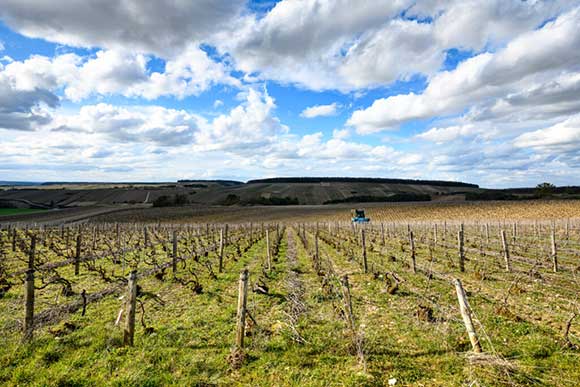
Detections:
[90, 200, 580, 224]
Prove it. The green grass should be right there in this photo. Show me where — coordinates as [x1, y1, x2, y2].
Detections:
[0, 208, 47, 216]
[0, 226, 579, 386]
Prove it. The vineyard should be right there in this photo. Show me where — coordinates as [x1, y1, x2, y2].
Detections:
[0, 217, 579, 386]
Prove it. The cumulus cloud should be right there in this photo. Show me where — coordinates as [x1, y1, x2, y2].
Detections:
[194, 88, 288, 152]
[2, 0, 580, 186]
[73, 47, 238, 100]
[514, 115, 580, 152]
[0, 55, 67, 131]
[338, 19, 442, 88]
[411, 0, 570, 51]
[348, 7, 580, 133]
[300, 103, 339, 118]
[416, 124, 491, 144]
[51, 103, 202, 147]
[0, 46, 238, 104]
[216, 0, 573, 91]
[0, 0, 245, 56]
[0, 0, 575, 94]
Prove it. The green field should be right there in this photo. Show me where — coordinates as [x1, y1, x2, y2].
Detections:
[0, 220, 579, 386]
[0, 208, 47, 216]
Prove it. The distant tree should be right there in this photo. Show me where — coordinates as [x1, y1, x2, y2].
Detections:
[173, 194, 189, 206]
[536, 182, 556, 198]
[221, 194, 240, 206]
[153, 194, 189, 207]
[152, 195, 172, 207]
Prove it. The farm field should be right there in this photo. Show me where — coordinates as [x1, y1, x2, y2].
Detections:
[90, 199, 580, 224]
[0, 213, 579, 386]
[0, 208, 47, 216]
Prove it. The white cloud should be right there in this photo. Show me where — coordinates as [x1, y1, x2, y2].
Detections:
[300, 102, 339, 118]
[0, 47, 239, 104]
[0, 0, 245, 56]
[339, 19, 442, 88]
[218, 0, 418, 90]
[2, 1, 580, 186]
[129, 45, 240, 100]
[194, 88, 288, 152]
[51, 103, 202, 147]
[0, 54, 69, 131]
[514, 115, 580, 152]
[0, 0, 575, 94]
[417, 124, 485, 144]
[63, 50, 148, 101]
[217, 0, 573, 91]
[348, 7, 580, 133]
[332, 128, 350, 140]
[425, 0, 569, 51]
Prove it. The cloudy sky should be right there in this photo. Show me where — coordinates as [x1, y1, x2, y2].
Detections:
[0, 0, 579, 187]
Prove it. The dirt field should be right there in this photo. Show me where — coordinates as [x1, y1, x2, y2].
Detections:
[89, 200, 580, 224]
[2, 200, 579, 226]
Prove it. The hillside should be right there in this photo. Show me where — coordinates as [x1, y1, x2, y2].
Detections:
[0, 177, 479, 208]
[191, 178, 480, 205]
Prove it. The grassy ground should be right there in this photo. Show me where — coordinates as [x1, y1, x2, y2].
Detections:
[0, 208, 46, 216]
[0, 223, 578, 386]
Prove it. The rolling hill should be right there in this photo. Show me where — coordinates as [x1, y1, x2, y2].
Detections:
[0, 177, 479, 208]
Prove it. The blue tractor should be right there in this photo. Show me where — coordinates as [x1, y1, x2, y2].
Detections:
[351, 208, 370, 223]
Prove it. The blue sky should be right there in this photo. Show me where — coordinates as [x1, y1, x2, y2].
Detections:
[0, 1, 579, 188]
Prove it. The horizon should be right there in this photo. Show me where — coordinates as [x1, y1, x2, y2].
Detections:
[0, 176, 573, 190]
[1, 1, 579, 188]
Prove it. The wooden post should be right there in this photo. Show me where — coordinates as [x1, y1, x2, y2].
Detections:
[74, 233, 81, 275]
[340, 275, 356, 332]
[218, 227, 225, 273]
[512, 222, 517, 243]
[409, 230, 416, 273]
[501, 230, 511, 272]
[485, 223, 490, 245]
[361, 229, 368, 273]
[551, 227, 558, 273]
[124, 271, 137, 346]
[266, 229, 271, 271]
[235, 269, 249, 350]
[314, 232, 319, 263]
[12, 228, 17, 252]
[65, 228, 70, 251]
[144, 226, 149, 247]
[381, 223, 385, 245]
[116, 223, 120, 250]
[225, 224, 229, 246]
[434, 223, 438, 246]
[458, 224, 465, 272]
[23, 235, 36, 342]
[172, 230, 178, 273]
[454, 279, 482, 353]
[81, 289, 87, 316]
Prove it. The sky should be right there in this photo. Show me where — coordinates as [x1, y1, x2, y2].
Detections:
[0, 0, 579, 188]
